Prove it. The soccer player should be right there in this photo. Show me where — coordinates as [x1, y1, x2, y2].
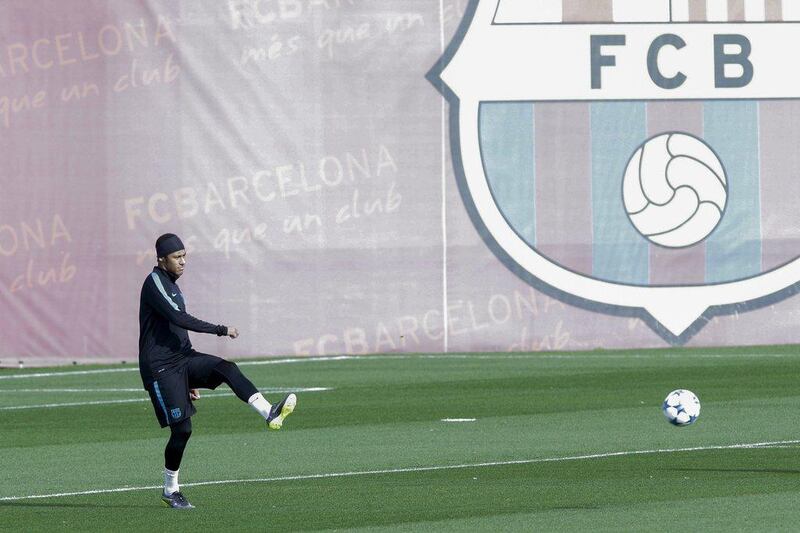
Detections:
[138, 233, 296, 509]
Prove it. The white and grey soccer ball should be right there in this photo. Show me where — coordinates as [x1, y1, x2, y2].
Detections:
[662, 389, 700, 426]
[623, 133, 727, 248]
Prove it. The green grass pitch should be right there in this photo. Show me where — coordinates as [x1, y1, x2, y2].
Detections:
[2, 346, 800, 531]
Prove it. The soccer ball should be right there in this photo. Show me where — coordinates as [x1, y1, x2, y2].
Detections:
[662, 389, 700, 426]
[623, 132, 727, 248]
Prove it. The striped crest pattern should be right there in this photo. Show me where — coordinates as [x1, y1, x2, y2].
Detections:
[479, 0, 800, 286]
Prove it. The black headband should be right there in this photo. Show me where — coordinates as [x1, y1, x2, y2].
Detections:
[155, 233, 185, 258]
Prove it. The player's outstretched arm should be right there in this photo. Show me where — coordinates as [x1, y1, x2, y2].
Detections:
[144, 277, 227, 336]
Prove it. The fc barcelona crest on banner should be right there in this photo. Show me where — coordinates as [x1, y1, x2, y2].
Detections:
[430, 0, 800, 343]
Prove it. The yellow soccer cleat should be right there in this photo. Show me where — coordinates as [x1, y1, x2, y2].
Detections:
[267, 393, 296, 430]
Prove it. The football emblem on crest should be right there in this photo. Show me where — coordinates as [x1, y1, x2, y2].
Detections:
[623, 133, 728, 248]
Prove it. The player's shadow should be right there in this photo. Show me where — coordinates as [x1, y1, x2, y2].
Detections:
[669, 467, 800, 475]
[0, 501, 151, 509]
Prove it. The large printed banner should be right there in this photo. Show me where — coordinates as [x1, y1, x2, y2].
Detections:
[1, 0, 799, 365]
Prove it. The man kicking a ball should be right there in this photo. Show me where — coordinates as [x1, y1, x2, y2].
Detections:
[138, 233, 296, 509]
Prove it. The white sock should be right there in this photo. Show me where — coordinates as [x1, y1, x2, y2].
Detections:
[248, 392, 272, 420]
[164, 468, 179, 496]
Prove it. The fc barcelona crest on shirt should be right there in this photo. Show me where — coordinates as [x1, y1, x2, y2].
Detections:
[431, 0, 800, 343]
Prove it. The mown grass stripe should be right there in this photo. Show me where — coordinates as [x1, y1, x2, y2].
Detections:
[0, 387, 331, 410]
[2, 439, 798, 502]
[3, 350, 800, 380]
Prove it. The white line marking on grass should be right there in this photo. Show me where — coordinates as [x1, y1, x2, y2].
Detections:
[0, 398, 149, 410]
[441, 418, 476, 422]
[419, 353, 800, 361]
[0, 387, 332, 410]
[0, 356, 356, 380]
[0, 368, 137, 380]
[0, 387, 331, 394]
[2, 439, 799, 502]
[0, 388, 146, 393]
[240, 355, 355, 366]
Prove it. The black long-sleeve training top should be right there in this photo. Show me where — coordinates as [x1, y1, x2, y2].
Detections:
[138, 266, 227, 386]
